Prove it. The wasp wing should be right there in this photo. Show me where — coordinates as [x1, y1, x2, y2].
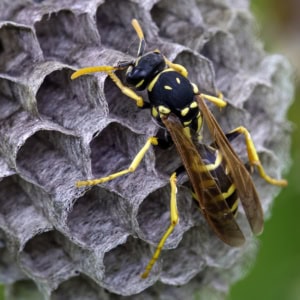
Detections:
[196, 95, 264, 235]
[162, 113, 245, 247]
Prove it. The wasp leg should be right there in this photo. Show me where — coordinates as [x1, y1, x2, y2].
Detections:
[76, 137, 158, 187]
[226, 127, 288, 187]
[72, 67, 145, 108]
[199, 93, 227, 108]
[106, 71, 145, 107]
[164, 57, 188, 78]
[141, 172, 179, 279]
[71, 65, 144, 107]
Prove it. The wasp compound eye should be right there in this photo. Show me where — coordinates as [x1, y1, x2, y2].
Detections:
[126, 67, 146, 83]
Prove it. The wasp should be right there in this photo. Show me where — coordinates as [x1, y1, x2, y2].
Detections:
[71, 19, 287, 279]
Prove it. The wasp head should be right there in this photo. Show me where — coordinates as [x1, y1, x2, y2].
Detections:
[125, 50, 166, 90]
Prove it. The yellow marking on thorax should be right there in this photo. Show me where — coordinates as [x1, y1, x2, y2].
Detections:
[158, 105, 171, 114]
[147, 68, 174, 92]
[151, 106, 158, 118]
[164, 85, 172, 90]
[176, 77, 181, 84]
[191, 83, 199, 94]
[190, 101, 198, 108]
[181, 107, 190, 117]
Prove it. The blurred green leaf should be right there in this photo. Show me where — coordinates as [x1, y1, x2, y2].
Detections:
[229, 0, 300, 295]
[230, 96, 300, 300]
[0, 285, 4, 300]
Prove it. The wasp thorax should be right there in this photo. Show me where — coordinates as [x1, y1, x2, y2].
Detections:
[125, 51, 166, 90]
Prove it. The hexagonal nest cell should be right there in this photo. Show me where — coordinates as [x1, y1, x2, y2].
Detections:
[67, 186, 131, 248]
[20, 231, 74, 280]
[36, 67, 105, 131]
[34, 9, 100, 62]
[0, 0, 294, 299]
[0, 22, 42, 76]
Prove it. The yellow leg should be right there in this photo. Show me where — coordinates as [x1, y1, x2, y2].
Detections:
[107, 71, 145, 107]
[164, 57, 188, 78]
[230, 126, 288, 187]
[141, 172, 179, 279]
[71, 66, 144, 107]
[76, 137, 158, 187]
[200, 93, 227, 108]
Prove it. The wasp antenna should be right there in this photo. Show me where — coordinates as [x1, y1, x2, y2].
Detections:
[71, 66, 120, 80]
[131, 19, 146, 57]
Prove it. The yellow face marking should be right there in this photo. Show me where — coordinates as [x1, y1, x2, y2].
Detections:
[151, 106, 158, 118]
[135, 79, 144, 88]
[158, 105, 171, 114]
[181, 107, 190, 116]
[164, 85, 173, 90]
[176, 77, 181, 84]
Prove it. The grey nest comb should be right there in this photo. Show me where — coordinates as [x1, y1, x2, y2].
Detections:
[0, 0, 294, 299]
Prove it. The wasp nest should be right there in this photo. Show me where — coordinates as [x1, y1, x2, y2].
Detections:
[0, 0, 293, 299]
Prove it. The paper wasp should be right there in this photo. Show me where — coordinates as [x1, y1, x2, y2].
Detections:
[71, 19, 287, 279]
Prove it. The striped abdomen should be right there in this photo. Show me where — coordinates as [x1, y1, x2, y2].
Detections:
[193, 144, 239, 217]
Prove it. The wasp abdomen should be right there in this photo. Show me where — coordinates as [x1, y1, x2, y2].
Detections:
[194, 145, 239, 216]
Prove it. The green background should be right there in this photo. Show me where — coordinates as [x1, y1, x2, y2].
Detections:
[0, 0, 299, 299]
[230, 0, 300, 300]
[230, 91, 300, 300]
